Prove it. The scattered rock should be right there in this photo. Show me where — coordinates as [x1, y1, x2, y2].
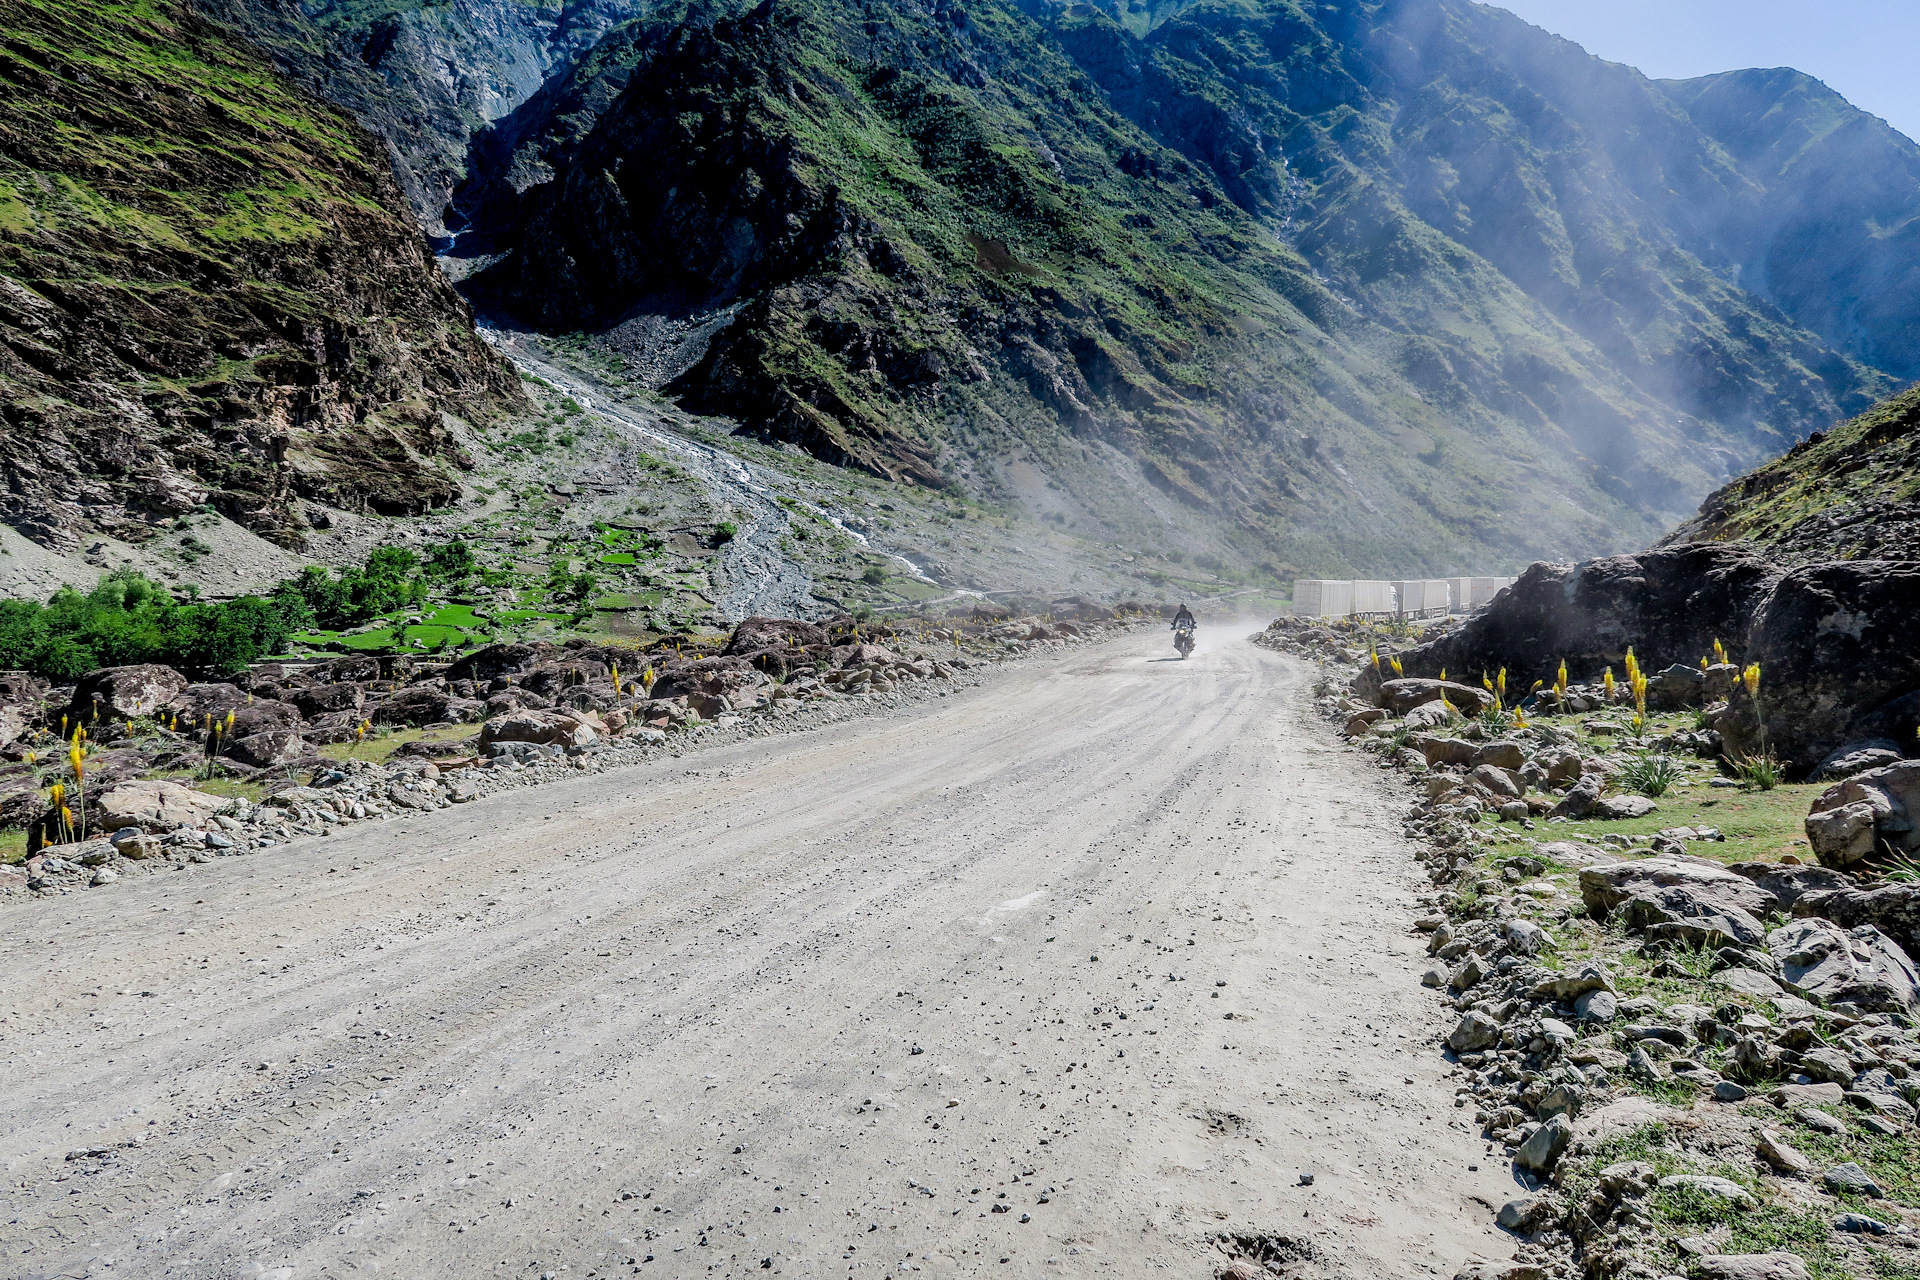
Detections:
[1691, 1255, 1810, 1280]
[1823, 1162, 1885, 1197]
[1768, 918, 1920, 1014]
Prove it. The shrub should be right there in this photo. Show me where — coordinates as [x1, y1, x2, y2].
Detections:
[1617, 752, 1684, 798]
[1730, 752, 1784, 791]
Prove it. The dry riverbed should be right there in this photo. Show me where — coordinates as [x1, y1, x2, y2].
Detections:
[1, 625, 1509, 1279]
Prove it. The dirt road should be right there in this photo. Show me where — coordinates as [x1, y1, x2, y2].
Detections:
[1, 626, 1512, 1279]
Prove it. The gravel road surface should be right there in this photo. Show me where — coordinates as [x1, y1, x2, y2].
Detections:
[2, 626, 1511, 1279]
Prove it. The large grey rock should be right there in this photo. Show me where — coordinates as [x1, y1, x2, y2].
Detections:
[1574, 989, 1618, 1023]
[1805, 761, 1920, 868]
[1448, 1011, 1502, 1053]
[1659, 1174, 1753, 1205]
[1530, 962, 1613, 1004]
[1581, 859, 1773, 919]
[1377, 678, 1494, 716]
[1594, 794, 1658, 820]
[1711, 968, 1784, 999]
[1495, 1192, 1561, 1234]
[1548, 774, 1602, 819]
[95, 780, 224, 832]
[1727, 861, 1855, 912]
[1692, 1255, 1809, 1280]
[1823, 1162, 1885, 1197]
[1755, 1130, 1812, 1177]
[69, 664, 188, 720]
[1794, 883, 1920, 962]
[1768, 918, 1920, 1014]
[1513, 1114, 1572, 1173]
[1812, 739, 1907, 781]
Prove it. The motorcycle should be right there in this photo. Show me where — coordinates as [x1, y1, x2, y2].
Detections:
[1172, 622, 1195, 660]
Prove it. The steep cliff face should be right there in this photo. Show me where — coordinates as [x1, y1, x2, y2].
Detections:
[0, 0, 522, 553]
[1662, 384, 1920, 565]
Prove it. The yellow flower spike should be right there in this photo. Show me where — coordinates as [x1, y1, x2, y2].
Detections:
[1370, 649, 1381, 672]
[1714, 639, 1727, 665]
[1700, 656, 1709, 670]
[1743, 663, 1761, 697]
[1389, 655, 1403, 677]
[1514, 707, 1529, 728]
[1497, 669, 1507, 698]
[68, 745, 83, 781]
[1439, 667, 1448, 682]
[1482, 672, 1494, 692]
[225, 710, 236, 730]
[61, 805, 74, 829]
[1555, 661, 1568, 697]
[1603, 668, 1616, 700]
[49, 781, 64, 806]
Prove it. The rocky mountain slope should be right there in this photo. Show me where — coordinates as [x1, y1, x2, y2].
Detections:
[0, 0, 523, 557]
[179, 0, 1920, 579]
[1663, 383, 1920, 565]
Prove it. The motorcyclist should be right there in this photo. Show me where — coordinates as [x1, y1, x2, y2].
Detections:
[1171, 603, 1195, 632]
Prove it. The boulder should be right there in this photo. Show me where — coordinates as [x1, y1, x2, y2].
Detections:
[723, 617, 831, 655]
[1804, 761, 1920, 868]
[69, 664, 187, 721]
[478, 710, 601, 752]
[1580, 859, 1775, 920]
[1548, 774, 1602, 818]
[1345, 708, 1389, 736]
[95, 780, 223, 832]
[1646, 662, 1706, 710]
[291, 682, 365, 718]
[1448, 1011, 1502, 1053]
[1470, 765, 1521, 799]
[1495, 1192, 1561, 1234]
[1412, 736, 1475, 766]
[1743, 561, 1920, 777]
[374, 687, 486, 727]
[1514, 1115, 1573, 1173]
[1692, 1255, 1809, 1280]
[0, 670, 48, 747]
[1473, 741, 1528, 771]
[444, 643, 543, 684]
[1377, 679, 1494, 716]
[1794, 883, 1920, 960]
[1594, 795, 1658, 820]
[1812, 739, 1907, 782]
[1768, 918, 1920, 1014]
[1727, 861, 1855, 913]
[226, 726, 311, 768]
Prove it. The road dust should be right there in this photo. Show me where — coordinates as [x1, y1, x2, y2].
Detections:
[2, 625, 1511, 1278]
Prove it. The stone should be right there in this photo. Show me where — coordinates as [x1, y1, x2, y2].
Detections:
[1755, 1130, 1812, 1176]
[96, 780, 224, 832]
[90, 867, 117, 886]
[1574, 989, 1618, 1023]
[1594, 795, 1658, 820]
[1531, 962, 1614, 1004]
[1768, 918, 1920, 1014]
[1473, 741, 1528, 771]
[1834, 1213, 1892, 1235]
[1495, 1192, 1560, 1234]
[1377, 678, 1495, 716]
[1712, 968, 1784, 999]
[1548, 774, 1602, 819]
[1414, 736, 1476, 767]
[1727, 861, 1855, 913]
[723, 616, 831, 655]
[1513, 1114, 1572, 1173]
[1798, 1046, 1857, 1086]
[1659, 1175, 1753, 1205]
[1793, 883, 1920, 962]
[1712, 1080, 1747, 1101]
[69, 663, 187, 720]
[1448, 1011, 1502, 1053]
[1823, 1162, 1884, 1196]
[1581, 859, 1772, 936]
[1794, 1106, 1846, 1135]
[1345, 709, 1388, 736]
[1805, 761, 1920, 867]
[1497, 800, 1530, 822]
[479, 710, 601, 752]
[1471, 764, 1521, 799]
[1537, 1080, 1583, 1119]
[110, 828, 159, 859]
[1845, 1090, 1914, 1122]
[1420, 962, 1449, 988]
[1503, 919, 1550, 955]
[1812, 740, 1907, 782]
[1691, 1255, 1809, 1280]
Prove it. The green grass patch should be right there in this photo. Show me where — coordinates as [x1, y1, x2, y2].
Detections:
[1, 827, 27, 865]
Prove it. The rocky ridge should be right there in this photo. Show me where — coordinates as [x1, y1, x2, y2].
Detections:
[1, 599, 1149, 896]
[1259, 618, 1920, 1280]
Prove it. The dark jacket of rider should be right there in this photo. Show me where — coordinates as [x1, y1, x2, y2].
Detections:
[1171, 606, 1195, 630]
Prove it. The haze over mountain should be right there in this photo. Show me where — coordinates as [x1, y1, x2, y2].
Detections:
[7, 0, 1920, 579]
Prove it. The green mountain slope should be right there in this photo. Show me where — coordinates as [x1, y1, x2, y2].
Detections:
[1662, 383, 1920, 565]
[72, 0, 1920, 578]
[0, 0, 522, 553]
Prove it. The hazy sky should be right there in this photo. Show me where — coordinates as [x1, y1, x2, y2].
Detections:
[1490, 0, 1920, 143]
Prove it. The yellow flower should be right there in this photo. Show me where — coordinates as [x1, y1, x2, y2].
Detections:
[1555, 661, 1568, 696]
[1370, 649, 1381, 672]
[1389, 656, 1404, 677]
[1482, 672, 1494, 692]
[1497, 669, 1507, 699]
[1514, 708, 1529, 728]
[1742, 663, 1761, 696]
[68, 745, 83, 781]
[49, 781, 64, 806]
[1439, 667, 1448, 682]
[1603, 668, 1616, 700]
[1713, 639, 1727, 665]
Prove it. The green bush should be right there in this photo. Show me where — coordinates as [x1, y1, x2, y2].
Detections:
[1617, 752, 1684, 797]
